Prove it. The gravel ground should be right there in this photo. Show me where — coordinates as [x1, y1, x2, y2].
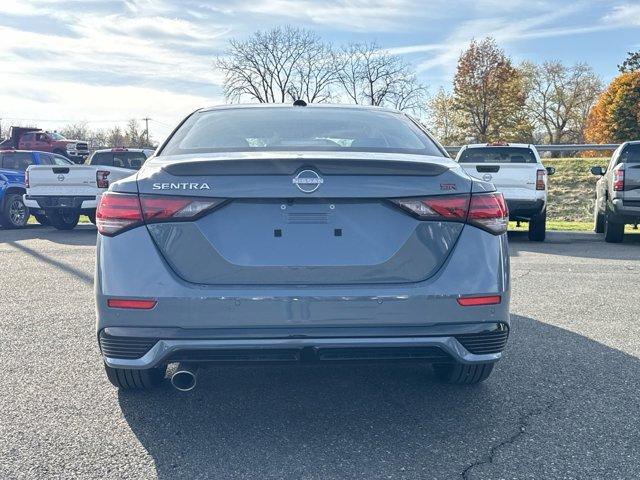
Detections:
[1, 225, 638, 479]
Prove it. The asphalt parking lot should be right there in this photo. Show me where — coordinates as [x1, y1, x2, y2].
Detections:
[1, 226, 639, 479]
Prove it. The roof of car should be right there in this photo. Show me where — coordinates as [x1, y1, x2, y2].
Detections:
[199, 103, 399, 114]
[92, 148, 149, 153]
[464, 143, 533, 149]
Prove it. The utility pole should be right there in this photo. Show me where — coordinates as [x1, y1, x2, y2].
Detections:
[142, 117, 150, 146]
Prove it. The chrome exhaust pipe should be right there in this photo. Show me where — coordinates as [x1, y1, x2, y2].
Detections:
[170, 363, 198, 392]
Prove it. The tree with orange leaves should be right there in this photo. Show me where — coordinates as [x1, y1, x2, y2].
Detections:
[585, 71, 640, 143]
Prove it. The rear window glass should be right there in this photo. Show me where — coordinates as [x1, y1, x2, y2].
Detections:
[160, 107, 444, 157]
[458, 147, 536, 164]
[89, 151, 146, 169]
[1, 152, 34, 171]
[620, 144, 640, 163]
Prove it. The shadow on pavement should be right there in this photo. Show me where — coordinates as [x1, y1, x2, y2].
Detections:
[0, 224, 96, 246]
[118, 316, 640, 479]
[508, 230, 640, 260]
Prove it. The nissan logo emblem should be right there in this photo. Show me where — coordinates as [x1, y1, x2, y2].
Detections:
[482, 173, 493, 182]
[293, 169, 323, 193]
[57, 174, 65, 182]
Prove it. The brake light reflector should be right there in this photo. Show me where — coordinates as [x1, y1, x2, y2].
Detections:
[468, 192, 508, 234]
[96, 170, 110, 189]
[457, 295, 501, 306]
[613, 168, 624, 191]
[107, 298, 157, 309]
[96, 192, 143, 236]
[536, 169, 546, 190]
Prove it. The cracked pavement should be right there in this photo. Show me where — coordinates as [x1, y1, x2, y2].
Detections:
[1, 226, 639, 479]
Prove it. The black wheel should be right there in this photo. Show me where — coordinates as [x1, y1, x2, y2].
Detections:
[593, 204, 605, 234]
[48, 210, 80, 230]
[87, 211, 96, 225]
[528, 209, 546, 242]
[104, 364, 165, 390]
[604, 209, 625, 243]
[33, 213, 50, 226]
[0, 193, 30, 228]
[433, 362, 494, 384]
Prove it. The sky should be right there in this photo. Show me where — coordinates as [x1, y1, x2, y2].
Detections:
[0, 0, 639, 142]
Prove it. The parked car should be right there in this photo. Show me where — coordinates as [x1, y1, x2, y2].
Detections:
[24, 148, 151, 230]
[95, 103, 510, 392]
[0, 150, 72, 228]
[0, 127, 89, 164]
[592, 141, 640, 242]
[455, 142, 555, 241]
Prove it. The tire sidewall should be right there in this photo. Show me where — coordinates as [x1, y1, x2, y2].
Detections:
[1, 193, 30, 228]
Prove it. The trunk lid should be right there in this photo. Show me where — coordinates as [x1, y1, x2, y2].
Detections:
[137, 153, 472, 286]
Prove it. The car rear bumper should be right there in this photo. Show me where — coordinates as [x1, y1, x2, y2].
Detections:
[610, 199, 640, 222]
[24, 194, 97, 210]
[99, 323, 509, 369]
[506, 199, 545, 220]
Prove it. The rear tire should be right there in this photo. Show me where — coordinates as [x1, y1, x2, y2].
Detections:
[34, 213, 50, 226]
[0, 193, 30, 228]
[433, 362, 494, 384]
[104, 364, 165, 390]
[528, 209, 546, 242]
[604, 210, 625, 243]
[593, 205, 605, 234]
[48, 210, 80, 230]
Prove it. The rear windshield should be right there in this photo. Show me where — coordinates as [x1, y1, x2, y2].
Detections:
[89, 151, 147, 169]
[620, 144, 640, 163]
[1, 152, 34, 171]
[160, 107, 444, 157]
[458, 147, 536, 164]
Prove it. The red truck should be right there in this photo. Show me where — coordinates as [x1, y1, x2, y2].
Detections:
[0, 127, 89, 164]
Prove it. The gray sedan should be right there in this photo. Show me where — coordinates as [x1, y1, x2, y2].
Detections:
[94, 103, 510, 392]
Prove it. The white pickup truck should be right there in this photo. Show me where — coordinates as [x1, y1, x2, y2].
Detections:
[24, 148, 153, 230]
[455, 143, 555, 241]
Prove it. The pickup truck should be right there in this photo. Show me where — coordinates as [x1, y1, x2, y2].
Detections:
[455, 142, 555, 241]
[0, 150, 72, 228]
[0, 127, 89, 164]
[592, 141, 640, 243]
[24, 148, 152, 230]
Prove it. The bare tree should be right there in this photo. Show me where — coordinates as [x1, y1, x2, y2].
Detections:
[521, 61, 603, 144]
[215, 26, 335, 103]
[334, 42, 426, 112]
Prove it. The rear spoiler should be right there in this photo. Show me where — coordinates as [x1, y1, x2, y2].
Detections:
[163, 158, 449, 177]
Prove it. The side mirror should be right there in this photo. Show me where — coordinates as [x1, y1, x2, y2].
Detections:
[590, 166, 604, 176]
[546, 166, 555, 176]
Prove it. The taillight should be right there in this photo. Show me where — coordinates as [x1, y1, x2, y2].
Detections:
[96, 192, 225, 236]
[468, 192, 509, 234]
[613, 167, 624, 191]
[96, 170, 110, 189]
[392, 192, 508, 235]
[25, 169, 29, 188]
[392, 195, 469, 221]
[96, 193, 143, 236]
[536, 169, 546, 190]
[140, 195, 224, 222]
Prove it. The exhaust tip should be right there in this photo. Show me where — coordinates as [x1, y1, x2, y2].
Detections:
[171, 368, 197, 392]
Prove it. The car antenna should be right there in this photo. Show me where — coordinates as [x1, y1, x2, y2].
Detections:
[293, 99, 307, 107]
